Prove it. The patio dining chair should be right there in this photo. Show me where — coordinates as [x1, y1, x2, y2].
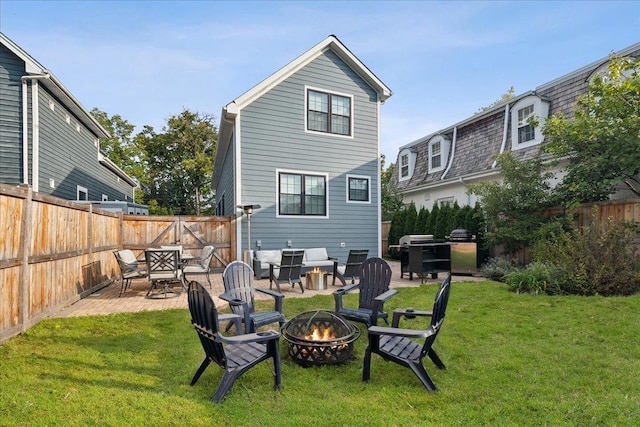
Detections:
[333, 257, 397, 327]
[183, 245, 215, 288]
[269, 249, 305, 293]
[362, 274, 451, 391]
[145, 248, 184, 297]
[220, 260, 286, 333]
[113, 249, 147, 296]
[188, 280, 281, 403]
[331, 249, 369, 286]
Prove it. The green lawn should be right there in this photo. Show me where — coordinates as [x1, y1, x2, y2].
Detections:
[1, 281, 639, 426]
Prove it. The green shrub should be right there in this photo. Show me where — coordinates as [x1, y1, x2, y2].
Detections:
[480, 256, 518, 282]
[532, 218, 640, 296]
[505, 261, 552, 294]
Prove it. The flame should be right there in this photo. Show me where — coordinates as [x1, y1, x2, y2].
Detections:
[304, 325, 336, 341]
[312, 267, 321, 274]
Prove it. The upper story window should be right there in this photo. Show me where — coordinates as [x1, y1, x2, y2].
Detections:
[278, 170, 328, 217]
[398, 148, 417, 181]
[306, 87, 352, 137]
[517, 104, 535, 144]
[511, 95, 550, 150]
[428, 135, 450, 174]
[347, 175, 371, 203]
[400, 154, 409, 178]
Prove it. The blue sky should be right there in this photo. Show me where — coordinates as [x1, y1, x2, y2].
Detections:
[1, 0, 638, 162]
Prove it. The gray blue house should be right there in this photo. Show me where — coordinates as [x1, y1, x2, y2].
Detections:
[212, 35, 392, 261]
[0, 32, 137, 203]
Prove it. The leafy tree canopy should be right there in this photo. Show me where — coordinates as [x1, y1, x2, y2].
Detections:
[543, 55, 640, 204]
[140, 110, 217, 215]
[468, 152, 556, 256]
[381, 155, 403, 221]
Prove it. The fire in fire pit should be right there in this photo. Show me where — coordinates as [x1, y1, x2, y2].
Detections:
[281, 310, 360, 367]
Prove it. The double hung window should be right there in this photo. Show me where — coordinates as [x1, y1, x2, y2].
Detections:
[279, 172, 327, 216]
[347, 175, 370, 203]
[517, 104, 535, 144]
[307, 89, 352, 136]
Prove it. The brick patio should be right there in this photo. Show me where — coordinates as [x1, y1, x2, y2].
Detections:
[53, 260, 484, 318]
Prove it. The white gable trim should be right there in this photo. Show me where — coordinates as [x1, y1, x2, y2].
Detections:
[225, 35, 392, 113]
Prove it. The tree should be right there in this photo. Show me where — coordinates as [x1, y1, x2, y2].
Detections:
[543, 55, 640, 204]
[468, 152, 556, 256]
[140, 109, 217, 215]
[380, 155, 403, 221]
[476, 86, 515, 114]
[91, 108, 146, 203]
[403, 202, 418, 236]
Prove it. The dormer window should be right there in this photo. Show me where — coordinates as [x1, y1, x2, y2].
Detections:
[428, 135, 450, 173]
[517, 105, 535, 144]
[398, 148, 416, 181]
[511, 95, 549, 150]
[401, 154, 409, 178]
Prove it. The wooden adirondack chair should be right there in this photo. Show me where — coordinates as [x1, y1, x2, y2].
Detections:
[220, 260, 286, 333]
[187, 281, 282, 403]
[333, 257, 397, 327]
[362, 274, 451, 391]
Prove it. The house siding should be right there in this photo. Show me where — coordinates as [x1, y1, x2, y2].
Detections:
[1, 36, 135, 202]
[394, 43, 640, 211]
[37, 85, 132, 201]
[238, 49, 380, 258]
[217, 137, 235, 216]
[0, 44, 26, 185]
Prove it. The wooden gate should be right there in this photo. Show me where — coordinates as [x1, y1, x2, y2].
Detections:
[121, 215, 235, 270]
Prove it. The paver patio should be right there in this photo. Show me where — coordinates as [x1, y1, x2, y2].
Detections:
[53, 260, 484, 318]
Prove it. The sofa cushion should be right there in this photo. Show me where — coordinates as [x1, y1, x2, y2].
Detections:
[255, 250, 282, 265]
[303, 248, 329, 263]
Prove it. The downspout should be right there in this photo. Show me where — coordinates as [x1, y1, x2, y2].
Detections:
[441, 126, 457, 180]
[21, 73, 50, 190]
[492, 103, 510, 169]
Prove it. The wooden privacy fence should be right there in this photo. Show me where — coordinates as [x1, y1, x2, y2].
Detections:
[0, 183, 236, 344]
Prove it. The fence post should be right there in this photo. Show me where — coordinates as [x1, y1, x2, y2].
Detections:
[18, 184, 33, 333]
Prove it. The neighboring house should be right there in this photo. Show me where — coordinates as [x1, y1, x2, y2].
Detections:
[394, 42, 640, 211]
[212, 35, 392, 261]
[0, 32, 137, 203]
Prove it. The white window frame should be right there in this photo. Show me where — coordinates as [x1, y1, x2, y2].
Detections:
[428, 135, 450, 174]
[511, 96, 549, 150]
[304, 85, 354, 139]
[77, 185, 88, 201]
[398, 149, 416, 181]
[346, 174, 371, 204]
[276, 169, 329, 219]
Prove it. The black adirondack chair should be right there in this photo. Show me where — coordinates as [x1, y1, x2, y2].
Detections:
[362, 274, 451, 391]
[333, 257, 397, 327]
[269, 249, 305, 293]
[331, 249, 369, 286]
[220, 261, 286, 333]
[187, 281, 282, 403]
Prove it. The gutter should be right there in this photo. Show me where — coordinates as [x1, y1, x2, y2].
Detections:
[21, 73, 51, 189]
[441, 126, 457, 180]
[492, 103, 510, 169]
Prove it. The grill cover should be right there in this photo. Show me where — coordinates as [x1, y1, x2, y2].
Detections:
[399, 234, 434, 246]
[449, 228, 473, 242]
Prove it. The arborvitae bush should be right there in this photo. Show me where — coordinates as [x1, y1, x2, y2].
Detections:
[403, 202, 418, 236]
